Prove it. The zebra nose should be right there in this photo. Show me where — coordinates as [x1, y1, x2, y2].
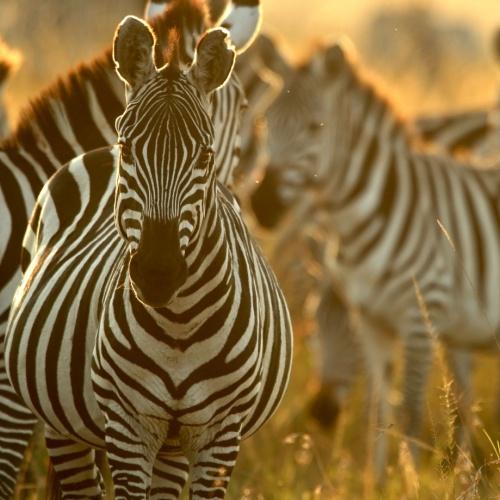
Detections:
[128, 217, 188, 308]
[250, 167, 289, 229]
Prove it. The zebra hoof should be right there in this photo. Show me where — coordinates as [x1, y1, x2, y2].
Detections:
[309, 389, 341, 429]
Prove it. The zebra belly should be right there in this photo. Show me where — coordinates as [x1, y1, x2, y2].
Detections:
[442, 292, 500, 349]
[331, 255, 500, 349]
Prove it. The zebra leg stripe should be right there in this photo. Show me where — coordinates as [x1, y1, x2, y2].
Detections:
[401, 328, 434, 457]
[45, 428, 104, 499]
[99, 395, 169, 500]
[357, 317, 397, 483]
[150, 453, 189, 500]
[0, 335, 37, 499]
[190, 422, 241, 499]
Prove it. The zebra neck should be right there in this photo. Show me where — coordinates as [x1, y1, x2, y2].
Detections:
[1, 51, 123, 184]
[323, 82, 410, 243]
[119, 195, 232, 339]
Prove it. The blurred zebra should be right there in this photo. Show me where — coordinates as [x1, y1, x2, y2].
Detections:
[0, 38, 20, 139]
[415, 104, 500, 164]
[0, 1, 260, 496]
[414, 26, 500, 164]
[6, 17, 292, 498]
[251, 30, 500, 433]
[251, 41, 500, 477]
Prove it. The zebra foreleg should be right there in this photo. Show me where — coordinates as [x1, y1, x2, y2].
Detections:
[150, 452, 190, 499]
[188, 423, 241, 499]
[102, 403, 169, 500]
[357, 317, 397, 484]
[444, 347, 474, 465]
[44, 428, 105, 499]
[0, 335, 38, 499]
[309, 283, 359, 429]
[401, 329, 434, 463]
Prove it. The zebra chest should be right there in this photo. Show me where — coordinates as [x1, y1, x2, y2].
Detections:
[95, 293, 262, 427]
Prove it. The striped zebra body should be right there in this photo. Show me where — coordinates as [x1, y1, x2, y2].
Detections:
[414, 26, 500, 164]
[6, 17, 291, 499]
[0, 1, 260, 495]
[251, 42, 500, 475]
[415, 103, 500, 164]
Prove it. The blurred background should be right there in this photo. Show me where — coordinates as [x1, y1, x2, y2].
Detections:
[1, 0, 499, 125]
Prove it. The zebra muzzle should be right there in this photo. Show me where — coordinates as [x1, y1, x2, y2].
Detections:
[129, 217, 188, 308]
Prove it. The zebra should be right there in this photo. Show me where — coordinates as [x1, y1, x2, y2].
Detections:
[5, 16, 292, 499]
[0, 38, 20, 139]
[415, 104, 500, 165]
[252, 29, 500, 433]
[0, 1, 261, 496]
[414, 26, 500, 164]
[250, 40, 500, 477]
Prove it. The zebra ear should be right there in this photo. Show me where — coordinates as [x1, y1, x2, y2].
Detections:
[323, 43, 347, 76]
[144, 0, 169, 21]
[322, 38, 356, 78]
[113, 16, 157, 92]
[218, 0, 261, 54]
[191, 28, 236, 94]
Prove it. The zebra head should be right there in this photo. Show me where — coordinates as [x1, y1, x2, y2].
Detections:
[113, 16, 235, 308]
[250, 63, 326, 229]
[250, 40, 359, 229]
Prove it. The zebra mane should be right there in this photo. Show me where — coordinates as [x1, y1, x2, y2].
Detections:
[308, 38, 412, 141]
[337, 45, 410, 133]
[0, 48, 118, 154]
[1, 2, 209, 154]
[151, 0, 209, 65]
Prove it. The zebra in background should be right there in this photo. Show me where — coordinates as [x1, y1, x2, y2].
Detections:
[250, 30, 500, 433]
[415, 105, 500, 164]
[260, 28, 500, 433]
[414, 26, 500, 164]
[0, 37, 20, 138]
[251, 40, 500, 478]
[6, 16, 292, 498]
[0, 1, 261, 495]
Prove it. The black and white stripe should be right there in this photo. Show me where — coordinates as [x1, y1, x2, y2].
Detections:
[0, 1, 259, 496]
[415, 103, 500, 164]
[251, 41, 500, 477]
[6, 17, 291, 499]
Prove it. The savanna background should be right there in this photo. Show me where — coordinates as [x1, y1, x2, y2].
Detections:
[1, 0, 499, 498]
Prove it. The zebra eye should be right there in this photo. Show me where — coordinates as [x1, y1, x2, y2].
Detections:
[309, 121, 324, 133]
[199, 148, 214, 169]
[119, 141, 134, 164]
